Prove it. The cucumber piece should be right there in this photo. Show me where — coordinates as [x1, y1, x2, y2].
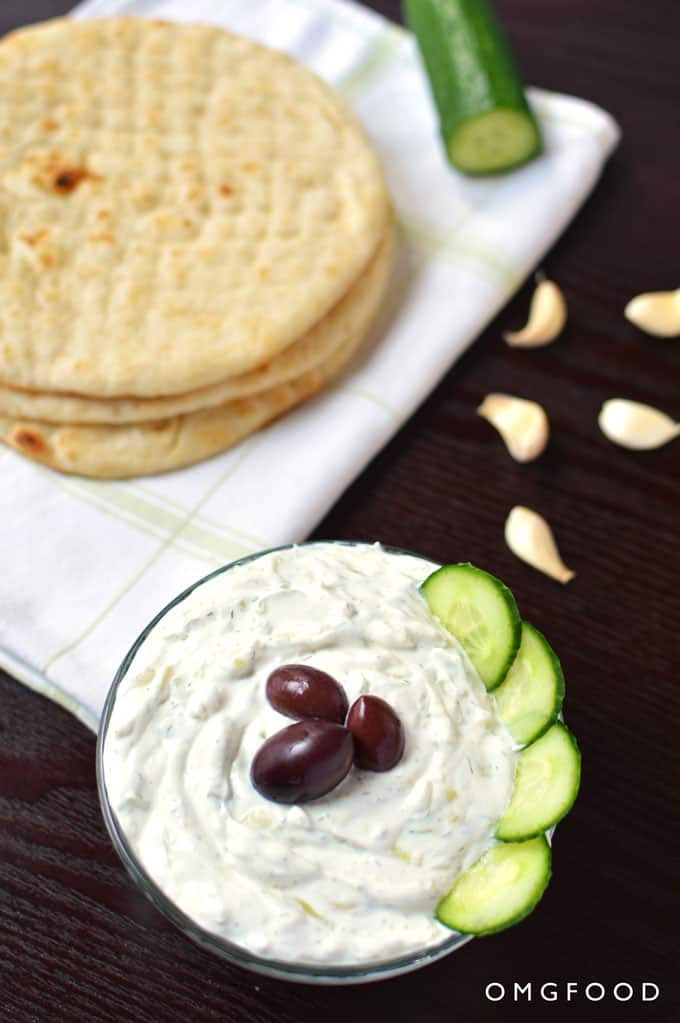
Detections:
[420, 563, 520, 690]
[496, 723, 581, 841]
[494, 622, 565, 745]
[436, 836, 551, 935]
[404, 0, 542, 174]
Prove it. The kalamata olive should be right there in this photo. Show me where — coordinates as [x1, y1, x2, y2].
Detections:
[265, 664, 348, 724]
[251, 720, 354, 804]
[346, 695, 405, 772]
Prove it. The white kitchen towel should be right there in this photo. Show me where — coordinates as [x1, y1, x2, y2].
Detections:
[0, 0, 619, 730]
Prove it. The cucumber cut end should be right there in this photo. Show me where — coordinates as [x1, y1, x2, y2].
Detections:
[496, 723, 581, 841]
[436, 836, 551, 935]
[448, 109, 541, 174]
[420, 563, 521, 690]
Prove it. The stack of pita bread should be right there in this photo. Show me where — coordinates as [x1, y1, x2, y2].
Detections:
[0, 17, 393, 477]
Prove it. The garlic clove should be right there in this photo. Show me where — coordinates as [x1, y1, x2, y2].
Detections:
[505, 506, 575, 584]
[503, 278, 567, 348]
[624, 289, 680, 338]
[598, 398, 679, 451]
[478, 393, 549, 462]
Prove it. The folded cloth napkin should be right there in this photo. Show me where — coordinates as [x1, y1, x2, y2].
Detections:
[0, 0, 619, 730]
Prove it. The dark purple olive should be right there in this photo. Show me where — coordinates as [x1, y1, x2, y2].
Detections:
[265, 664, 348, 724]
[251, 720, 354, 804]
[346, 695, 405, 772]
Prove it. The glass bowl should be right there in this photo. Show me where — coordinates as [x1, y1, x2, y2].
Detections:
[97, 541, 477, 984]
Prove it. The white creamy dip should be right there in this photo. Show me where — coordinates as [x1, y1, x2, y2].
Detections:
[103, 543, 517, 966]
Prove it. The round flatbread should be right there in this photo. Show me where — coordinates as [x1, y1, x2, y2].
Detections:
[0, 227, 393, 423]
[0, 225, 394, 477]
[0, 323, 375, 480]
[0, 17, 390, 397]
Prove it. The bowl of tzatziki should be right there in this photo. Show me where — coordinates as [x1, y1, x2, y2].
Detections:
[98, 541, 577, 983]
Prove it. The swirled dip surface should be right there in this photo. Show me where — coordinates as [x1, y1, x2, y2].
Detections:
[103, 544, 517, 966]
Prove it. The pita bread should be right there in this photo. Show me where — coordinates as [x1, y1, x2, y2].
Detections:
[0, 224, 394, 477]
[0, 228, 392, 423]
[1, 323, 373, 480]
[0, 18, 389, 397]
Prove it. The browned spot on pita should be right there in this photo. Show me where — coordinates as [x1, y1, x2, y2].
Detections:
[11, 426, 46, 455]
[53, 166, 101, 193]
[219, 183, 233, 196]
[19, 228, 49, 247]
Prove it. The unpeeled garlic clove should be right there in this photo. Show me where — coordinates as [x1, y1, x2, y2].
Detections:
[624, 289, 680, 337]
[503, 278, 567, 348]
[505, 506, 575, 584]
[598, 398, 679, 450]
[477, 394, 549, 462]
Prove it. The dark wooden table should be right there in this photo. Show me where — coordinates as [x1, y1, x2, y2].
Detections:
[2, 2, 678, 1020]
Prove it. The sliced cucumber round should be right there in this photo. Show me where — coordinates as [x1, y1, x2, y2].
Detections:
[494, 622, 565, 745]
[496, 723, 581, 841]
[436, 836, 551, 935]
[420, 563, 521, 690]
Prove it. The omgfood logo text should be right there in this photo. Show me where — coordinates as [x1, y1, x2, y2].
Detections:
[484, 982, 660, 1003]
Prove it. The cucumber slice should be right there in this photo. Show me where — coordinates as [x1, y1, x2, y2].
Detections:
[494, 622, 565, 745]
[420, 563, 520, 690]
[436, 836, 551, 935]
[496, 723, 581, 841]
[404, 0, 542, 174]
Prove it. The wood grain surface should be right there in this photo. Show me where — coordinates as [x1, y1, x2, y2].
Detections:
[1, 2, 678, 1021]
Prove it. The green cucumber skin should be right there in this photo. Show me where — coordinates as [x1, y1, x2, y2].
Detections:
[420, 562, 521, 691]
[478, 569, 521, 690]
[494, 621, 566, 746]
[523, 623, 566, 737]
[404, 0, 542, 173]
[497, 723, 582, 842]
[435, 836, 552, 936]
